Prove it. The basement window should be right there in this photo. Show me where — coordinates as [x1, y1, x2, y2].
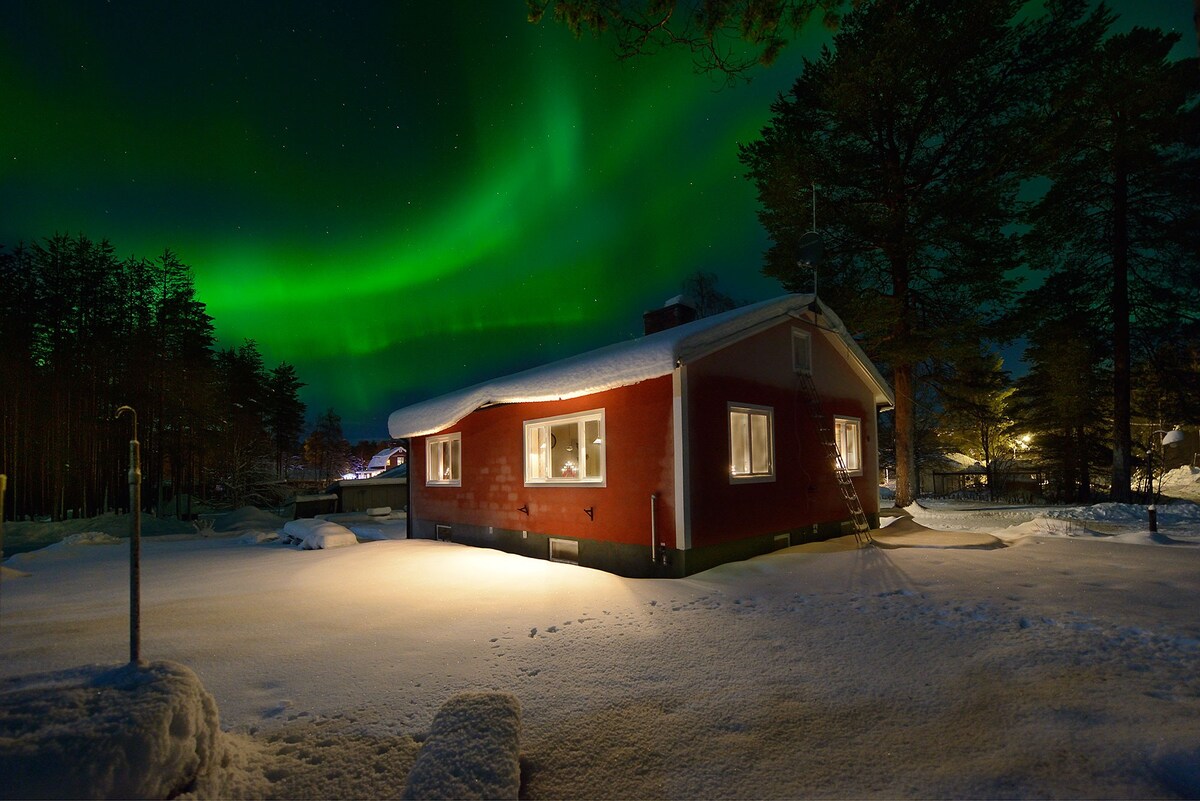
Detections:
[834, 416, 862, 475]
[524, 409, 605, 485]
[729, 404, 775, 483]
[426, 433, 461, 486]
[549, 538, 580, 564]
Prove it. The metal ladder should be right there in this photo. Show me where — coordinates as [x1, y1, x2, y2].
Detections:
[796, 371, 873, 546]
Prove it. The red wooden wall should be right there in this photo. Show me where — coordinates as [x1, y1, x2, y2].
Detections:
[410, 376, 676, 547]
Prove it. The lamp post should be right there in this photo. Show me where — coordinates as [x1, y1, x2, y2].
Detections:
[1148, 428, 1185, 533]
[116, 406, 142, 665]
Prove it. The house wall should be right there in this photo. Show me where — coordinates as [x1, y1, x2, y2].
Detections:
[684, 317, 880, 557]
[409, 377, 677, 574]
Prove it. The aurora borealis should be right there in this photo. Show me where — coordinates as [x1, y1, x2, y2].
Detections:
[3, 1, 1193, 439]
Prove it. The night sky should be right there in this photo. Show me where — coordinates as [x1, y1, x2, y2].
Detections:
[3, 2, 1193, 440]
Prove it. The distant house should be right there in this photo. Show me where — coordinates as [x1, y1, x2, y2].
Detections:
[328, 465, 408, 514]
[388, 294, 894, 577]
[347, 446, 407, 480]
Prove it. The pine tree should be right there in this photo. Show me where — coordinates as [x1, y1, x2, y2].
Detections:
[1024, 24, 1200, 501]
[266, 363, 307, 479]
[739, 0, 1099, 507]
[934, 348, 1015, 502]
[1013, 272, 1109, 503]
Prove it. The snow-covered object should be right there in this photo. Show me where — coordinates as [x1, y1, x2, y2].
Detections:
[366, 506, 392, 517]
[402, 692, 522, 801]
[211, 506, 289, 533]
[281, 518, 359, 549]
[367, 447, 406, 471]
[388, 294, 892, 438]
[0, 661, 223, 799]
[236, 530, 280, 545]
[1162, 466, 1200, 501]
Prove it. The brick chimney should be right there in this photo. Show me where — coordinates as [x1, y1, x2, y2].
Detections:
[643, 295, 698, 335]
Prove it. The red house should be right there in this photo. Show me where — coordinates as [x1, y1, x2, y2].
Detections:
[388, 294, 894, 577]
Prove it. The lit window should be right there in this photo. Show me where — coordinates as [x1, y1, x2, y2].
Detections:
[524, 410, 605, 485]
[426, 433, 461, 486]
[834, 416, 862, 474]
[792, 328, 812, 375]
[729, 404, 774, 482]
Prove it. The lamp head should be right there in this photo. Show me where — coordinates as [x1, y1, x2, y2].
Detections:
[1161, 429, 1185, 446]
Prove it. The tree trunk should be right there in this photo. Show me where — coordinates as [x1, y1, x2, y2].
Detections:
[1110, 156, 1132, 502]
[893, 363, 917, 507]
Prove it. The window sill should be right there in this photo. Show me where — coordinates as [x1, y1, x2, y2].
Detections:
[729, 474, 776, 485]
[426, 480, 462, 487]
[524, 479, 607, 488]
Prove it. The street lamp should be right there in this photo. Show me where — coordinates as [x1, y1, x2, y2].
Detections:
[116, 405, 142, 665]
[1148, 428, 1185, 533]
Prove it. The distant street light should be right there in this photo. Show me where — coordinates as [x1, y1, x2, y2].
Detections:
[1148, 428, 1185, 533]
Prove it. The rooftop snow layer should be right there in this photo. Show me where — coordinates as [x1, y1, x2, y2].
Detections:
[388, 294, 892, 438]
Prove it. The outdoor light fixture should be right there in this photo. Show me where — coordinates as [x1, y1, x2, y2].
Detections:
[1148, 428, 1185, 533]
[1161, 429, 1185, 447]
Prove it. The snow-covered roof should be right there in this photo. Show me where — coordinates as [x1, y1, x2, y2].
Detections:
[388, 294, 894, 438]
[366, 446, 405, 470]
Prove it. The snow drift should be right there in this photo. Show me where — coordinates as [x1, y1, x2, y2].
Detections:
[0, 661, 223, 799]
[403, 692, 523, 800]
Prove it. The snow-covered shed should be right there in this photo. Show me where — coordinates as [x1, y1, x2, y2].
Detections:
[388, 294, 894, 577]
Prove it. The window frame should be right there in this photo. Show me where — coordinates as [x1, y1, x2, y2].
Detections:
[728, 403, 776, 484]
[523, 408, 606, 487]
[425, 432, 462, 487]
[792, 328, 812, 375]
[833, 415, 863, 476]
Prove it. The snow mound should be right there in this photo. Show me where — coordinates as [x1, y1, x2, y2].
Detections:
[1001, 517, 1103, 539]
[211, 506, 289, 533]
[236, 530, 279, 545]
[1045, 501, 1200, 524]
[403, 692, 522, 801]
[0, 661, 224, 799]
[1162, 465, 1200, 486]
[59, 531, 123, 547]
[281, 519, 359, 550]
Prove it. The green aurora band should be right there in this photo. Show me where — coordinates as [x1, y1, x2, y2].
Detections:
[4, 1, 1193, 437]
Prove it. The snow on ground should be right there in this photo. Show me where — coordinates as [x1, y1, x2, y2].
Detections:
[2, 502, 1200, 799]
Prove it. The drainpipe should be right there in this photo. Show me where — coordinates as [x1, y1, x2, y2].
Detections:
[650, 493, 657, 564]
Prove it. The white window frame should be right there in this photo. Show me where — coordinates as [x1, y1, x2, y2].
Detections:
[833, 415, 863, 476]
[792, 328, 812, 375]
[729, 403, 775, 484]
[549, 538, 580, 564]
[523, 409, 606, 486]
[426, 432, 461, 487]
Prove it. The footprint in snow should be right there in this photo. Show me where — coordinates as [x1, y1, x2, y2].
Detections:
[529, 627, 537, 637]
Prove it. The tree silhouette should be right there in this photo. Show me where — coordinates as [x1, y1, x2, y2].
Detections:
[739, 0, 1100, 507]
[1024, 24, 1200, 502]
